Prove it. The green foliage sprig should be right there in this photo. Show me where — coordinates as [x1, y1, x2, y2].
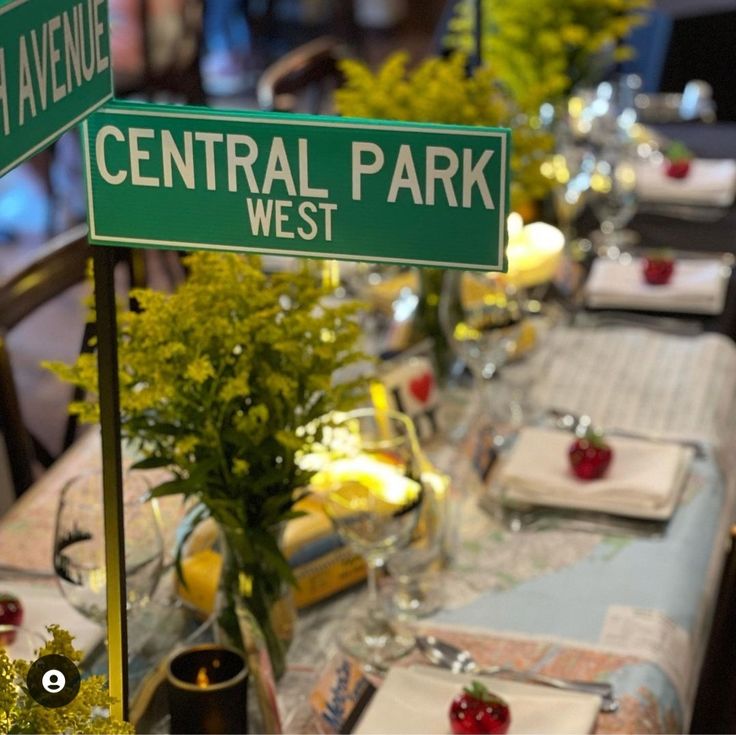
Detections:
[334, 52, 554, 210]
[447, 0, 651, 114]
[46, 253, 368, 585]
[0, 625, 132, 734]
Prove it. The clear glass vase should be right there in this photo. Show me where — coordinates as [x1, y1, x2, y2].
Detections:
[217, 525, 295, 682]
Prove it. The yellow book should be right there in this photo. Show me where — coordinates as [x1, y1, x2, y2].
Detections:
[292, 545, 366, 609]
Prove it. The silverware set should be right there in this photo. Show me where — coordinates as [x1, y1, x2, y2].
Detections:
[415, 634, 619, 713]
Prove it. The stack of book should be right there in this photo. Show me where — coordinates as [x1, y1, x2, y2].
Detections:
[282, 497, 367, 609]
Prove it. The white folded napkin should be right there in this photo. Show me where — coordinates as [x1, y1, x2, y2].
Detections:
[1, 581, 103, 659]
[355, 665, 600, 735]
[497, 427, 692, 520]
[635, 158, 736, 206]
[584, 257, 728, 315]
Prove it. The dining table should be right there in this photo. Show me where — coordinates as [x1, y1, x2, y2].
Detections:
[2, 115, 736, 733]
[2, 308, 736, 735]
[569, 121, 736, 340]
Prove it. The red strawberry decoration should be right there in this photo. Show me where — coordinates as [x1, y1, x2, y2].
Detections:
[664, 141, 693, 179]
[0, 592, 24, 645]
[643, 250, 676, 286]
[449, 680, 511, 735]
[568, 429, 613, 481]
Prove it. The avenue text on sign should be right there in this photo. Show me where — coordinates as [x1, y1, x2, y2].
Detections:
[83, 101, 510, 270]
[0, 0, 112, 177]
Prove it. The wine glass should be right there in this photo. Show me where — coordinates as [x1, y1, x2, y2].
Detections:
[309, 408, 425, 668]
[589, 144, 639, 256]
[440, 270, 524, 443]
[385, 465, 446, 619]
[441, 271, 522, 381]
[541, 98, 596, 248]
[54, 470, 164, 628]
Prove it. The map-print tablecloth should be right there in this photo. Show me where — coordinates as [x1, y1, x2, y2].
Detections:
[2, 326, 736, 734]
[297, 327, 736, 734]
[292, 436, 734, 734]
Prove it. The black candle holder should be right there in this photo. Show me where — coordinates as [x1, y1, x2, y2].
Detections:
[166, 644, 248, 734]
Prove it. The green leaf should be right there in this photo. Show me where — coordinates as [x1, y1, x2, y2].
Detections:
[251, 528, 297, 586]
[150, 478, 197, 498]
[131, 456, 171, 470]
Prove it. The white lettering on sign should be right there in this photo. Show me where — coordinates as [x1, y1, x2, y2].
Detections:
[18, 37, 36, 125]
[352, 142, 384, 201]
[93, 127, 336, 199]
[388, 144, 422, 205]
[463, 149, 495, 209]
[62, 10, 82, 93]
[227, 134, 259, 193]
[162, 130, 194, 189]
[129, 127, 159, 187]
[0, 48, 9, 136]
[90, 124, 501, 248]
[93, 0, 109, 73]
[353, 140, 495, 210]
[6, 0, 110, 133]
[246, 198, 336, 242]
[30, 25, 49, 111]
[426, 146, 458, 207]
[48, 16, 66, 104]
[298, 138, 328, 199]
[263, 137, 296, 196]
[194, 131, 223, 191]
[97, 124, 126, 184]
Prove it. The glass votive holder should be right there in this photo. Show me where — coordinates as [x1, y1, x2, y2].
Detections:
[166, 644, 248, 734]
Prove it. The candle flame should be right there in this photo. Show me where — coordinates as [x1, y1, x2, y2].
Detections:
[507, 212, 524, 238]
[196, 667, 210, 688]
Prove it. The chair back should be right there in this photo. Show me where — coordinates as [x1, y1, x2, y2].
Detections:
[0, 224, 91, 500]
[112, 0, 206, 105]
[257, 36, 346, 113]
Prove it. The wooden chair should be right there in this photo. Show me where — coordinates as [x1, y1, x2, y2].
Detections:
[0, 225, 146, 499]
[113, 0, 207, 105]
[0, 225, 92, 496]
[256, 35, 347, 113]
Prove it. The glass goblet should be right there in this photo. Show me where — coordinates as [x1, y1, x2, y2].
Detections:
[441, 271, 522, 382]
[590, 145, 639, 257]
[53, 470, 164, 628]
[440, 270, 524, 444]
[385, 466, 445, 619]
[311, 408, 425, 668]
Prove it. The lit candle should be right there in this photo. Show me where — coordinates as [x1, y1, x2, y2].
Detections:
[166, 644, 248, 734]
[505, 214, 565, 288]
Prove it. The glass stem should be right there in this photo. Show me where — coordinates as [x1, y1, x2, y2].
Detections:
[366, 558, 382, 622]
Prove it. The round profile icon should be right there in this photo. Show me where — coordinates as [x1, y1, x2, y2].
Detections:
[26, 654, 81, 708]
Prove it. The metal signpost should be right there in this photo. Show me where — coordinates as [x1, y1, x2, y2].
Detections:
[0, 0, 113, 177]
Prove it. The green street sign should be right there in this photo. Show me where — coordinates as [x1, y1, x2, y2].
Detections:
[0, 0, 112, 178]
[83, 100, 510, 270]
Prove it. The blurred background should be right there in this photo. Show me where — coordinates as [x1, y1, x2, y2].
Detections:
[1, 0, 735, 500]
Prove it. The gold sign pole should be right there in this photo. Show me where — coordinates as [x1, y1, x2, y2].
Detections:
[92, 245, 129, 721]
